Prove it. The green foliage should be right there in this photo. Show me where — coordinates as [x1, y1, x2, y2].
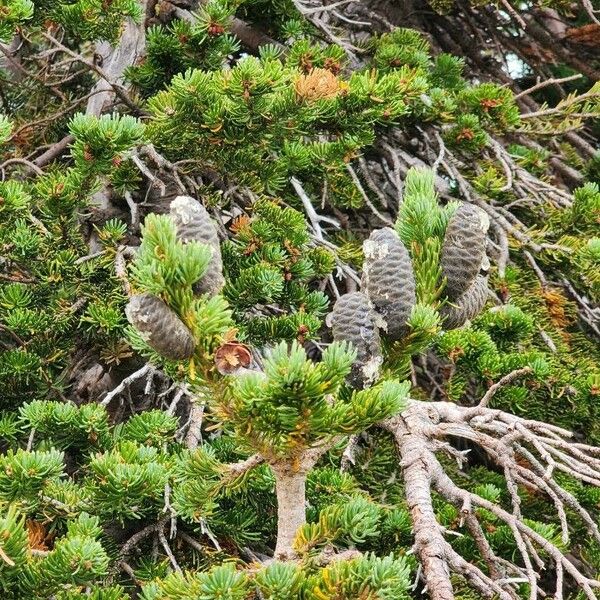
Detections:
[69, 113, 145, 175]
[436, 308, 548, 389]
[0, 114, 12, 144]
[508, 143, 551, 177]
[372, 28, 432, 71]
[126, 15, 240, 97]
[0, 513, 111, 598]
[0, 0, 33, 42]
[130, 214, 212, 304]
[475, 304, 534, 349]
[3, 0, 600, 597]
[119, 410, 179, 447]
[430, 53, 466, 91]
[0, 505, 28, 583]
[11, 0, 139, 43]
[472, 164, 509, 197]
[306, 553, 411, 600]
[533, 182, 600, 303]
[147, 52, 415, 195]
[0, 180, 31, 214]
[140, 553, 411, 600]
[255, 561, 303, 599]
[436, 285, 600, 440]
[87, 442, 170, 522]
[0, 448, 64, 511]
[296, 495, 380, 551]
[371, 28, 465, 103]
[0, 113, 140, 406]
[305, 467, 360, 520]
[445, 114, 488, 153]
[285, 38, 346, 73]
[385, 303, 441, 379]
[217, 340, 406, 455]
[222, 199, 334, 344]
[19, 400, 112, 451]
[456, 83, 521, 131]
[570, 182, 600, 231]
[56, 587, 129, 600]
[57, 0, 141, 42]
[36, 514, 109, 586]
[395, 168, 458, 306]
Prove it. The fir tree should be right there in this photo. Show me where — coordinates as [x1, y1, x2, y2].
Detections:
[1, 0, 600, 599]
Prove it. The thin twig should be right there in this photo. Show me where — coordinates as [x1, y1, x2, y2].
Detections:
[158, 528, 182, 572]
[499, 0, 526, 28]
[345, 164, 393, 225]
[515, 74, 583, 100]
[100, 364, 154, 406]
[290, 176, 340, 240]
[479, 367, 533, 407]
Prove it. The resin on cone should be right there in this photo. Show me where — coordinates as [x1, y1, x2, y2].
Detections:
[362, 227, 416, 341]
[329, 292, 382, 388]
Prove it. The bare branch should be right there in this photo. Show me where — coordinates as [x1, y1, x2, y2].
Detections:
[479, 367, 533, 407]
[100, 364, 154, 406]
[378, 399, 600, 599]
[514, 74, 583, 100]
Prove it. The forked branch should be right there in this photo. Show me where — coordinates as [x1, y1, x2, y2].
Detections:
[379, 400, 600, 600]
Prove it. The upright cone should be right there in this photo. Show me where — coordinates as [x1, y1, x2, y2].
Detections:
[441, 203, 488, 300]
[126, 293, 195, 360]
[170, 196, 225, 296]
[362, 227, 416, 340]
[329, 292, 382, 388]
[440, 276, 489, 330]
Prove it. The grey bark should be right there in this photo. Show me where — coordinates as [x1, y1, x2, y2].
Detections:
[380, 412, 456, 600]
[86, 7, 148, 116]
[270, 445, 332, 559]
[379, 399, 600, 600]
[272, 462, 308, 560]
[0, 36, 23, 81]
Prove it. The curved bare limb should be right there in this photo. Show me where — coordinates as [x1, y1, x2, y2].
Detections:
[379, 399, 600, 599]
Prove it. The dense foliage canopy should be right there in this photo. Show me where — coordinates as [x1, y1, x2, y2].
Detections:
[0, 0, 599, 598]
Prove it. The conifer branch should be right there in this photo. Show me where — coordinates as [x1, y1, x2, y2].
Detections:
[2, 0, 600, 597]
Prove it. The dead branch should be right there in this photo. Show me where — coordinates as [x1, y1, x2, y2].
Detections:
[378, 398, 600, 599]
[100, 364, 155, 406]
[478, 367, 533, 407]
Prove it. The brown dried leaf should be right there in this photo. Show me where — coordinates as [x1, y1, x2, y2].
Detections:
[215, 342, 252, 375]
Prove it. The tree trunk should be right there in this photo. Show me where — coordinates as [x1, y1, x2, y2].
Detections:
[271, 461, 308, 560]
[86, 5, 149, 117]
[270, 444, 334, 559]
